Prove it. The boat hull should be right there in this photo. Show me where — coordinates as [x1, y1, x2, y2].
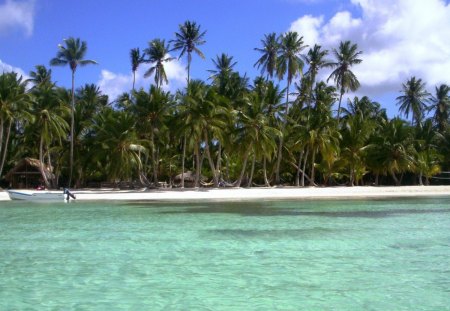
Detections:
[7, 190, 66, 201]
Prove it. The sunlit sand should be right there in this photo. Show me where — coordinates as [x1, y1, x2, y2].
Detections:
[1, 186, 449, 202]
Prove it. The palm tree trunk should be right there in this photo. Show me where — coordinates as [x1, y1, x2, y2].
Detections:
[0, 118, 4, 158]
[263, 158, 270, 187]
[248, 154, 256, 188]
[69, 70, 75, 187]
[418, 171, 423, 186]
[181, 135, 186, 188]
[301, 147, 309, 186]
[391, 171, 400, 186]
[150, 129, 158, 186]
[275, 82, 291, 185]
[236, 146, 251, 187]
[295, 150, 304, 187]
[132, 71, 136, 91]
[337, 90, 344, 122]
[310, 148, 317, 186]
[194, 141, 200, 187]
[203, 131, 219, 187]
[215, 142, 222, 182]
[0, 119, 12, 179]
[39, 136, 50, 188]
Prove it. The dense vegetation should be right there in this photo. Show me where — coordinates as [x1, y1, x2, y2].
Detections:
[1, 21, 449, 189]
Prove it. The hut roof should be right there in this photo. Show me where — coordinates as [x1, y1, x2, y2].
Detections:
[5, 157, 53, 181]
[174, 171, 196, 182]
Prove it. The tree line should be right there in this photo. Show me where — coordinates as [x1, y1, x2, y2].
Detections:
[1, 20, 449, 189]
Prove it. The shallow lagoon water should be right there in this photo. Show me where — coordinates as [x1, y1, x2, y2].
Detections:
[1, 197, 450, 310]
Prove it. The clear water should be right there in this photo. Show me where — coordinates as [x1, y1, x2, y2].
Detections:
[1, 197, 450, 310]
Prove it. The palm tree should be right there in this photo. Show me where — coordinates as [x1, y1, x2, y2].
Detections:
[171, 20, 206, 87]
[28, 65, 53, 87]
[208, 53, 237, 93]
[302, 44, 332, 107]
[429, 84, 450, 133]
[143, 39, 174, 89]
[30, 82, 69, 188]
[254, 33, 279, 79]
[130, 48, 144, 91]
[0, 72, 32, 179]
[368, 118, 416, 185]
[171, 21, 206, 187]
[185, 80, 229, 187]
[131, 86, 173, 185]
[90, 109, 146, 181]
[274, 31, 306, 184]
[396, 76, 430, 126]
[327, 40, 362, 121]
[50, 37, 97, 187]
[234, 91, 281, 187]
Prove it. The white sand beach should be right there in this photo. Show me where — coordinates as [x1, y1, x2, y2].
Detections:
[1, 185, 450, 202]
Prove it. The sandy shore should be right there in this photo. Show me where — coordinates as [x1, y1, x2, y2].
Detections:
[1, 185, 450, 202]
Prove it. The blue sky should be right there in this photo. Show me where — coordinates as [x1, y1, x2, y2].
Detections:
[1, 0, 449, 117]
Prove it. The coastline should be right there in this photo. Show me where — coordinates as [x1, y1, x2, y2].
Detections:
[1, 185, 450, 202]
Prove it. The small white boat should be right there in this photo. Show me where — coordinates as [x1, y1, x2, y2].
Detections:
[7, 189, 76, 202]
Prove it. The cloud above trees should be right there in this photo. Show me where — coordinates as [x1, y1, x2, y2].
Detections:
[97, 55, 187, 101]
[0, 0, 35, 37]
[289, 0, 450, 96]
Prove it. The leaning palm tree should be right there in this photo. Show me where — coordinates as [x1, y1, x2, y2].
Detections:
[274, 31, 306, 184]
[50, 37, 97, 187]
[396, 76, 430, 127]
[254, 33, 280, 80]
[428, 84, 450, 133]
[130, 48, 144, 91]
[171, 20, 206, 87]
[143, 39, 174, 89]
[327, 40, 362, 121]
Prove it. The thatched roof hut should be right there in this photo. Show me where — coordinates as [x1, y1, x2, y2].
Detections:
[5, 158, 53, 189]
[174, 171, 196, 182]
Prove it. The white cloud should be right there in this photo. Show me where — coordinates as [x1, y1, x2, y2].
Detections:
[0, 0, 35, 37]
[0, 59, 28, 79]
[97, 56, 187, 101]
[290, 0, 450, 99]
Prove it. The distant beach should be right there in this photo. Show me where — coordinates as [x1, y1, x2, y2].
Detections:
[1, 186, 450, 202]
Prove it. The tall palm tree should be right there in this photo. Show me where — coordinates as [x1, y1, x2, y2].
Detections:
[143, 39, 174, 89]
[429, 84, 450, 133]
[327, 40, 362, 121]
[396, 76, 430, 127]
[171, 21, 206, 187]
[274, 31, 306, 184]
[171, 20, 206, 87]
[50, 37, 97, 187]
[130, 48, 144, 91]
[254, 33, 279, 80]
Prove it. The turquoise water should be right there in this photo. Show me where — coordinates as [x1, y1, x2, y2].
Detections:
[1, 198, 450, 310]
